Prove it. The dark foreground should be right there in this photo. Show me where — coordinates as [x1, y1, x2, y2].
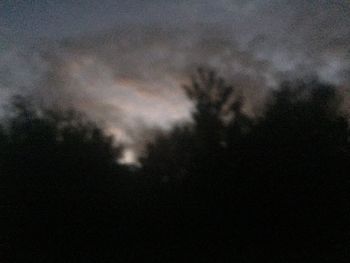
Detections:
[1, 73, 350, 262]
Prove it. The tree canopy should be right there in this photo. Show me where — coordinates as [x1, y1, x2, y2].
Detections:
[1, 71, 350, 262]
[141, 71, 350, 262]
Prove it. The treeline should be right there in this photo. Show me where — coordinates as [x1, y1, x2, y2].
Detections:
[1, 69, 349, 262]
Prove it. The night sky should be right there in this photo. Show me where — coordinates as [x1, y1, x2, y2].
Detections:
[1, 0, 349, 161]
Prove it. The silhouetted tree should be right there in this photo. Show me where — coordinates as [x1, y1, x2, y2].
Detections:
[2, 72, 350, 262]
[230, 80, 350, 261]
[141, 73, 350, 262]
[142, 68, 245, 181]
[0, 96, 124, 262]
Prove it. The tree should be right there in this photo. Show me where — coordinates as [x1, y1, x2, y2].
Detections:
[140, 74, 350, 261]
[227, 80, 350, 261]
[142, 68, 245, 181]
[0, 96, 123, 262]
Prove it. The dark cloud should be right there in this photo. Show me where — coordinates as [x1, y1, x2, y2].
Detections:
[1, 0, 349, 160]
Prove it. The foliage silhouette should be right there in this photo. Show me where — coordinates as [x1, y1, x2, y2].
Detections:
[1, 71, 350, 262]
[141, 72, 350, 262]
[0, 97, 123, 262]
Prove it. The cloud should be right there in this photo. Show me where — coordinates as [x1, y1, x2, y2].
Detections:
[1, 0, 349, 158]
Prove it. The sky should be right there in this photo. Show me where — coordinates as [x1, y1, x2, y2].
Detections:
[1, 0, 350, 162]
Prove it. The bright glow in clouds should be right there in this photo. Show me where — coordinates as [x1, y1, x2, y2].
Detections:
[66, 54, 191, 129]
